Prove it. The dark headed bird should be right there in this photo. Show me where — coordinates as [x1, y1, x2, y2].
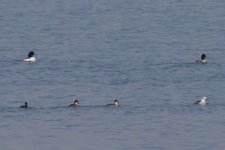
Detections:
[23, 51, 36, 62]
[20, 102, 28, 108]
[106, 100, 119, 107]
[69, 100, 79, 107]
[196, 54, 206, 64]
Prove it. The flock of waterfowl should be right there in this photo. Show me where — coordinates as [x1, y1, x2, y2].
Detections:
[18, 51, 207, 108]
[20, 99, 119, 108]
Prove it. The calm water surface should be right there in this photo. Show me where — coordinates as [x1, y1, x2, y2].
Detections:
[1, 0, 225, 150]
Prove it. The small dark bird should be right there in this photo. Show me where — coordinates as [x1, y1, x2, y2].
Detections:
[20, 102, 28, 108]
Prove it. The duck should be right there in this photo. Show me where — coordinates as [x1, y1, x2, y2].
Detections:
[193, 97, 207, 105]
[23, 51, 36, 62]
[106, 100, 119, 107]
[69, 100, 79, 107]
[196, 54, 206, 64]
[20, 102, 29, 108]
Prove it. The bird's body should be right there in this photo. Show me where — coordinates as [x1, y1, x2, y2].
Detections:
[69, 100, 79, 107]
[106, 100, 119, 107]
[194, 97, 207, 105]
[23, 51, 36, 62]
[196, 54, 206, 64]
[20, 102, 28, 108]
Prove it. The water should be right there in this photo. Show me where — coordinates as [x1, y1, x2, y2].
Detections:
[1, 0, 225, 149]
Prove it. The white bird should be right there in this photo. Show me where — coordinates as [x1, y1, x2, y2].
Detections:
[194, 97, 207, 105]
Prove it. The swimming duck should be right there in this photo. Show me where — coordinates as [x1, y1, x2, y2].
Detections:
[106, 100, 119, 107]
[69, 100, 79, 107]
[193, 97, 207, 105]
[20, 102, 28, 108]
[23, 51, 36, 62]
[196, 54, 206, 64]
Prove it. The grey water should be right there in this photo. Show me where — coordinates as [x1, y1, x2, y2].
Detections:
[0, 0, 225, 149]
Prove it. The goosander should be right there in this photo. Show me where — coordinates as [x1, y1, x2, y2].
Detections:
[23, 51, 36, 62]
[69, 100, 79, 107]
[196, 54, 206, 64]
[106, 100, 119, 107]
